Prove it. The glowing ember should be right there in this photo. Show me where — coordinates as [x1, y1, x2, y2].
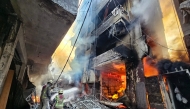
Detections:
[143, 57, 159, 77]
[117, 87, 125, 93]
[101, 72, 126, 101]
[163, 76, 169, 91]
[117, 104, 127, 109]
[112, 93, 119, 100]
[32, 96, 40, 103]
[100, 62, 126, 101]
[112, 63, 126, 72]
[111, 87, 125, 100]
[146, 93, 151, 109]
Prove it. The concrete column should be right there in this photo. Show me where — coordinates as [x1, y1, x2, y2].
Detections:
[18, 63, 26, 84]
[0, 70, 14, 109]
[172, 0, 190, 36]
[16, 25, 28, 84]
[0, 35, 19, 95]
[16, 26, 27, 64]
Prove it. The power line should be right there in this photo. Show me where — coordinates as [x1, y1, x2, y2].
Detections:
[94, 0, 189, 65]
[55, 0, 92, 84]
[143, 31, 187, 51]
[96, 8, 152, 59]
[51, 1, 89, 72]
[96, 5, 156, 60]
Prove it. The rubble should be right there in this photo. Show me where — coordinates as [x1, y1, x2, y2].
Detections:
[69, 95, 111, 109]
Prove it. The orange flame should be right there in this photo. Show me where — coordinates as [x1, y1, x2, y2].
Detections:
[101, 72, 126, 100]
[112, 63, 126, 72]
[117, 104, 127, 109]
[143, 57, 159, 77]
[32, 96, 40, 103]
[163, 76, 169, 92]
[146, 93, 151, 109]
[112, 93, 119, 100]
[112, 87, 125, 100]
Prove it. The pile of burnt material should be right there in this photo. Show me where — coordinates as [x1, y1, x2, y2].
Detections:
[69, 95, 111, 109]
[158, 60, 190, 109]
[157, 59, 190, 109]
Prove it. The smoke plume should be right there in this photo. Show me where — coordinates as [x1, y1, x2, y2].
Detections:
[157, 59, 190, 74]
[131, 0, 157, 25]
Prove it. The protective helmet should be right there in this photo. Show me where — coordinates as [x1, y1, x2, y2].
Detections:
[59, 89, 63, 94]
[48, 80, 53, 84]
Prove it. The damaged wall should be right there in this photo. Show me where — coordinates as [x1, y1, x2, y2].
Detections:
[9, 0, 77, 93]
[52, 0, 79, 15]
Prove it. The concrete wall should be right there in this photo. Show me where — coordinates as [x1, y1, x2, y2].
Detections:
[52, 0, 78, 15]
[173, 0, 190, 36]
[0, 16, 21, 95]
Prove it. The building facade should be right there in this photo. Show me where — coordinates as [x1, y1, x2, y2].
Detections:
[77, 0, 190, 109]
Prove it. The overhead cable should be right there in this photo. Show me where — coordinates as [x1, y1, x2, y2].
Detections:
[55, 0, 92, 84]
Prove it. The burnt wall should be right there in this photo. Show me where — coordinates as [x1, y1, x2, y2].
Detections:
[6, 62, 30, 109]
[184, 35, 190, 58]
[6, 73, 29, 109]
[145, 77, 165, 108]
[0, 0, 19, 48]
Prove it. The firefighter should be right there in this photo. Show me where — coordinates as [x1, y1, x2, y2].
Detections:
[41, 80, 53, 109]
[54, 89, 64, 109]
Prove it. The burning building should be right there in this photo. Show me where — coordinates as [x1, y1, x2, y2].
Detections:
[74, 0, 190, 109]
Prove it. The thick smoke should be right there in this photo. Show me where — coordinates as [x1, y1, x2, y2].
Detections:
[157, 59, 190, 74]
[43, 0, 95, 89]
[29, 73, 52, 95]
[133, 0, 188, 61]
[68, 34, 94, 85]
[63, 0, 95, 86]
[131, 0, 172, 60]
[131, 0, 157, 26]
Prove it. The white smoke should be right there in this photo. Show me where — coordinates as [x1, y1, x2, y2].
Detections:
[130, 0, 170, 59]
[131, 0, 157, 25]
[29, 73, 52, 96]
[51, 87, 80, 101]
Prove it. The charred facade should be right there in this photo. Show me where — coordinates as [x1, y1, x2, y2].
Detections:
[77, 0, 190, 109]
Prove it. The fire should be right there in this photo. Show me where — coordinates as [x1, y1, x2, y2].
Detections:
[111, 87, 125, 100]
[146, 93, 151, 109]
[143, 57, 159, 77]
[32, 96, 40, 103]
[117, 104, 127, 109]
[159, 0, 189, 62]
[163, 76, 169, 91]
[101, 62, 126, 101]
[101, 72, 126, 101]
[117, 87, 125, 93]
[112, 63, 126, 72]
[112, 93, 119, 100]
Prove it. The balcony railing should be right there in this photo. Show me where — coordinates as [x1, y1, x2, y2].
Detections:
[91, 45, 131, 68]
[91, 6, 129, 36]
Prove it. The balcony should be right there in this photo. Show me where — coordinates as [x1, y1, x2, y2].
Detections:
[91, 45, 132, 69]
[91, 6, 130, 36]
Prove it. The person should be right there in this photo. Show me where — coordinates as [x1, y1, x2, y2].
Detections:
[54, 89, 64, 109]
[41, 80, 53, 109]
